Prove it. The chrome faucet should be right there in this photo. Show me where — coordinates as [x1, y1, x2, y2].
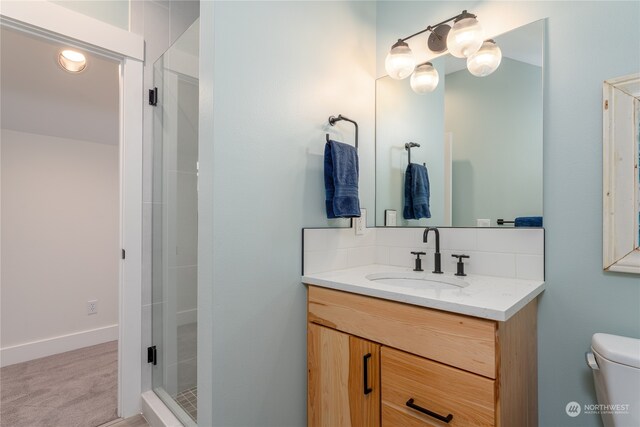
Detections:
[423, 227, 443, 274]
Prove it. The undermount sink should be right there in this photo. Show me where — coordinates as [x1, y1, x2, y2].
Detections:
[365, 272, 469, 289]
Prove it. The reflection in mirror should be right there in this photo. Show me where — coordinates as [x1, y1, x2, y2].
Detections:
[376, 20, 544, 227]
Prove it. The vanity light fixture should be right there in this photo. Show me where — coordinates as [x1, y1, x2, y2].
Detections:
[384, 10, 501, 94]
[385, 39, 416, 80]
[410, 62, 439, 93]
[467, 39, 502, 77]
[58, 49, 87, 73]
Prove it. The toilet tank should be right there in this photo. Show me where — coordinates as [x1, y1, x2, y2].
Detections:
[589, 333, 640, 427]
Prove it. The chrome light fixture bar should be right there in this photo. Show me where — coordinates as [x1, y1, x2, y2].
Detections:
[385, 10, 502, 94]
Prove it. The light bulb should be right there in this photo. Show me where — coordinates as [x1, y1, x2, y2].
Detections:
[446, 14, 483, 58]
[58, 49, 87, 73]
[385, 39, 416, 80]
[410, 62, 439, 94]
[467, 40, 502, 77]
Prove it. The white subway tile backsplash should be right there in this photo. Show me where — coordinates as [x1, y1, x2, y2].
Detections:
[376, 227, 428, 248]
[347, 246, 376, 268]
[303, 228, 544, 280]
[476, 229, 544, 255]
[375, 245, 390, 265]
[516, 254, 545, 281]
[452, 251, 517, 278]
[303, 229, 328, 252]
[440, 228, 477, 251]
[388, 247, 415, 268]
[304, 249, 348, 274]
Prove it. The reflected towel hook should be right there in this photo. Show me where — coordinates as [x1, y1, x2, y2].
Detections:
[325, 114, 358, 149]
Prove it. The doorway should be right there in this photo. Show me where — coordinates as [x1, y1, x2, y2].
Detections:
[0, 25, 121, 426]
[0, 2, 144, 421]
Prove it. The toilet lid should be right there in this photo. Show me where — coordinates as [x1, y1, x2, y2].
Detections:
[592, 333, 640, 369]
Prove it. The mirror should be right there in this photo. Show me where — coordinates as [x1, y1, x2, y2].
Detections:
[603, 73, 640, 274]
[375, 20, 544, 227]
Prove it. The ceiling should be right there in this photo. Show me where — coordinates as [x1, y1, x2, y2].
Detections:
[1, 26, 119, 145]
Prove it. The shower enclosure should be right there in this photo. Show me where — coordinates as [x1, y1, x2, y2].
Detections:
[151, 18, 199, 426]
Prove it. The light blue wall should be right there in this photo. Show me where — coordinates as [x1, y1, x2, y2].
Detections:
[378, 2, 640, 426]
[446, 57, 543, 227]
[198, 1, 376, 425]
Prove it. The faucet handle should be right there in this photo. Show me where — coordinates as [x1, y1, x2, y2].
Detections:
[410, 252, 426, 272]
[451, 254, 470, 276]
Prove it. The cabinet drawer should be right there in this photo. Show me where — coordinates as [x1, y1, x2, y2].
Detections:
[381, 347, 495, 427]
[308, 286, 497, 378]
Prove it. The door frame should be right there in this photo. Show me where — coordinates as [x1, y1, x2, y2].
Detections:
[0, 2, 144, 418]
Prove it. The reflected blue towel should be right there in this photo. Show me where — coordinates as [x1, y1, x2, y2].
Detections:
[324, 140, 360, 218]
[403, 163, 431, 220]
[515, 216, 543, 227]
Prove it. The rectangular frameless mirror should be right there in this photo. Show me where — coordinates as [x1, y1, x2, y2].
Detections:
[375, 20, 544, 227]
[603, 73, 640, 274]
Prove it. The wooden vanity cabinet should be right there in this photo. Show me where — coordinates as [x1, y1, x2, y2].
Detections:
[306, 286, 538, 427]
[308, 323, 380, 427]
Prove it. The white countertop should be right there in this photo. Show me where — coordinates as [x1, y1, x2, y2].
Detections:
[302, 264, 545, 321]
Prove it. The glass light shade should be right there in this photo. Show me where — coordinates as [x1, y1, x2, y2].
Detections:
[467, 40, 502, 77]
[58, 49, 87, 73]
[446, 16, 483, 58]
[410, 63, 439, 94]
[385, 40, 416, 80]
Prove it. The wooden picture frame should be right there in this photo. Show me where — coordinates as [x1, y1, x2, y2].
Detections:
[603, 73, 640, 274]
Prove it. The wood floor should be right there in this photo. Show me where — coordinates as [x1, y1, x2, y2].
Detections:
[99, 414, 149, 427]
[0, 341, 118, 427]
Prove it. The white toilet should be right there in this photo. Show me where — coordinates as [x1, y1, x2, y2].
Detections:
[586, 333, 640, 427]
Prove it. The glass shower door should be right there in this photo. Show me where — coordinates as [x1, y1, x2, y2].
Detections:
[151, 18, 199, 426]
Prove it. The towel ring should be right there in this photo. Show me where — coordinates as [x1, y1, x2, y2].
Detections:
[405, 142, 421, 165]
[325, 114, 358, 149]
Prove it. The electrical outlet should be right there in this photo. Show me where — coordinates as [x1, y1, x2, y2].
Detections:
[87, 300, 98, 315]
[355, 208, 367, 235]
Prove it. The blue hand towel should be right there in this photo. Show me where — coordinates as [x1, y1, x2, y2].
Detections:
[403, 163, 431, 220]
[514, 216, 543, 227]
[324, 140, 360, 218]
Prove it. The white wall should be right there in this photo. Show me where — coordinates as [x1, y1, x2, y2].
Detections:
[1, 129, 119, 365]
[198, 1, 376, 425]
[49, 0, 130, 30]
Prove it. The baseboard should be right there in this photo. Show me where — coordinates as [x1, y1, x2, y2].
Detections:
[141, 390, 184, 427]
[0, 324, 118, 367]
[176, 309, 197, 326]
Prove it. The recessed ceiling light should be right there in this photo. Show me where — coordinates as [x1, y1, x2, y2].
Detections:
[58, 49, 87, 73]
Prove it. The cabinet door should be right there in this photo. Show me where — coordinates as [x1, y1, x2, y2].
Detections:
[308, 323, 380, 427]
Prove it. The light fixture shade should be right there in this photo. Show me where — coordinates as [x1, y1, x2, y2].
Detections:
[410, 62, 439, 94]
[467, 40, 502, 77]
[58, 49, 87, 73]
[385, 40, 416, 80]
[446, 16, 483, 58]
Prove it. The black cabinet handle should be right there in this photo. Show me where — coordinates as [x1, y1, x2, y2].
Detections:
[363, 353, 372, 395]
[406, 398, 453, 423]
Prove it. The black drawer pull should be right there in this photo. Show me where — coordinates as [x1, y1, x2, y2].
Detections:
[406, 398, 453, 423]
[363, 353, 372, 395]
